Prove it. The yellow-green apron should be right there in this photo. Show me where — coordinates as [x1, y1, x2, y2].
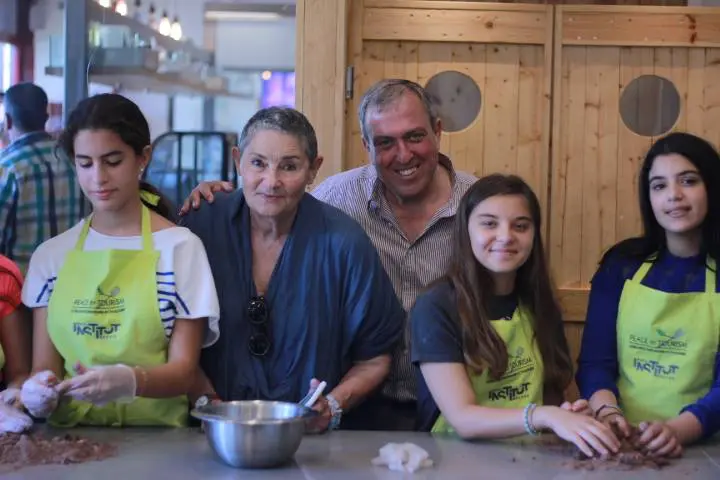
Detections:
[432, 308, 544, 433]
[46, 206, 188, 427]
[617, 257, 720, 424]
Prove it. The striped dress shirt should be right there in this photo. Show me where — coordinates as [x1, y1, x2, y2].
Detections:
[312, 155, 477, 402]
[0, 132, 86, 273]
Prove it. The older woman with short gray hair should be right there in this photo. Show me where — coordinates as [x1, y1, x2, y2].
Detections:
[181, 107, 404, 433]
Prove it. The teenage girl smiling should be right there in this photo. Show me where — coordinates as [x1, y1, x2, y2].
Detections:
[578, 132, 720, 456]
[412, 174, 619, 457]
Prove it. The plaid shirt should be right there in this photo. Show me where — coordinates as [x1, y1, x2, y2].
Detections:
[0, 132, 86, 274]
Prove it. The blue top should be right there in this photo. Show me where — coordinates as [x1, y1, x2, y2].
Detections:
[181, 190, 405, 402]
[576, 250, 720, 439]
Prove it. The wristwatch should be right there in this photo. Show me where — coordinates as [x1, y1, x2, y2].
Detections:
[326, 393, 343, 430]
[195, 393, 221, 409]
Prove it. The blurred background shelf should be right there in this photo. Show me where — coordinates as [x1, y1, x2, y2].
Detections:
[44, 66, 245, 98]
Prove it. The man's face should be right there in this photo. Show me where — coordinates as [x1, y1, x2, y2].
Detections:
[363, 92, 442, 203]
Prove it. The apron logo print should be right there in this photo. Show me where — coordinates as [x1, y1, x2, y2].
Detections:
[504, 347, 534, 378]
[72, 322, 122, 339]
[98, 286, 121, 298]
[488, 382, 531, 402]
[628, 328, 687, 356]
[633, 357, 680, 378]
[71, 286, 126, 315]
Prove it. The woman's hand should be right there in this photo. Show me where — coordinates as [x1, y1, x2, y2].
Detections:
[0, 402, 33, 433]
[57, 362, 136, 406]
[560, 399, 593, 417]
[597, 409, 632, 439]
[20, 370, 61, 418]
[535, 406, 621, 458]
[636, 421, 683, 458]
[0, 387, 22, 408]
[303, 378, 331, 434]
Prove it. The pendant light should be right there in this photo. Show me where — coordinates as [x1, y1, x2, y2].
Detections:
[132, 0, 143, 21]
[114, 0, 128, 16]
[170, 15, 183, 41]
[148, 3, 158, 30]
[158, 10, 172, 36]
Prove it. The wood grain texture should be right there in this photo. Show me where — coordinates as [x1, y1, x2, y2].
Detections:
[295, 0, 349, 183]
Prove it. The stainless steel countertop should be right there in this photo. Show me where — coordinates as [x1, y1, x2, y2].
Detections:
[3, 428, 720, 479]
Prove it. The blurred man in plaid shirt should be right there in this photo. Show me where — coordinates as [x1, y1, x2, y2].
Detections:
[0, 83, 85, 273]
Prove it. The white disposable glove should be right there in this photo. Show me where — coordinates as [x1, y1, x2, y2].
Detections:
[57, 363, 137, 406]
[0, 402, 33, 433]
[21, 370, 62, 418]
[371, 442, 434, 473]
[0, 387, 21, 407]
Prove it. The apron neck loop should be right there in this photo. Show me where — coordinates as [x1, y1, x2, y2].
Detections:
[75, 206, 154, 251]
[634, 254, 716, 293]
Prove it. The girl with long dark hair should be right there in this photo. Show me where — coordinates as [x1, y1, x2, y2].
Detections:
[411, 174, 620, 458]
[577, 132, 720, 456]
[19, 93, 219, 427]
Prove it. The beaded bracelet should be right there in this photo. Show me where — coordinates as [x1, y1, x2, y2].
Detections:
[523, 403, 539, 436]
[594, 403, 622, 420]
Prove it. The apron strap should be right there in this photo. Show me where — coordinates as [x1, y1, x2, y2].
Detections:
[706, 257, 716, 294]
[73, 206, 154, 251]
[631, 260, 654, 282]
[74, 216, 93, 251]
[140, 205, 153, 251]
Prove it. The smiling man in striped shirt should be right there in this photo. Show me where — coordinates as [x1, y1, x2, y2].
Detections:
[311, 79, 476, 430]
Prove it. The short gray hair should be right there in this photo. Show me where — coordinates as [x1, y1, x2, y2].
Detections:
[358, 79, 439, 144]
[238, 107, 318, 161]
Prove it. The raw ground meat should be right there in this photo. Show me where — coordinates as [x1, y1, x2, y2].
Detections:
[0, 433, 117, 471]
[534, 425, 673, 471]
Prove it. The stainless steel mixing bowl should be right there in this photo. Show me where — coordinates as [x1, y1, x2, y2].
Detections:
[191, 400, 313, 469]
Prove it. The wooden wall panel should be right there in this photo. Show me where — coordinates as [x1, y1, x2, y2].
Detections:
[295, 0, 349, 184]
[550, 7, 720, 291]
[347, 41, 551, 218]
[345, 2, 553, 227]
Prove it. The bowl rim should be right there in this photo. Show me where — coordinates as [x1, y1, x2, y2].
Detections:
[190, 399, 315, 425]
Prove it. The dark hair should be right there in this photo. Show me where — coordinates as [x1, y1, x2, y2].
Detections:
[600, 132, 720, 270]
[358, 79, 438, 144]
[443, 174, 573, 393]
[4, 82, 49, 133]
[57, 93, 175, 222]
[238, 106, 318, 162]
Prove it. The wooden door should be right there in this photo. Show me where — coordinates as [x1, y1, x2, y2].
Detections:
[344, 0, 554, 220]
[551, 5, 720, 301]
[550, 6, 720, 384]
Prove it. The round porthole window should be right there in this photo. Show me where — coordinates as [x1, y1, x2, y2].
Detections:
[424, 71, 482, 133]
[619, 75, 681, 137]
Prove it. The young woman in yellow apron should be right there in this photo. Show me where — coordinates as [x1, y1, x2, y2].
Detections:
[0, 256, 32, 432]
[577, 132, 720, 457]
[19, 93, 220, 428]
[411, 174, 621, 458]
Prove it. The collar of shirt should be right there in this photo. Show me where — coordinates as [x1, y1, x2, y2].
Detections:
[2, 131, 53, 158]
[365, 153, 464, 220]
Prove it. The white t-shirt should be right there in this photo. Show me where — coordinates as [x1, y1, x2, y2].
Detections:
[22, 222, 220, 347]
